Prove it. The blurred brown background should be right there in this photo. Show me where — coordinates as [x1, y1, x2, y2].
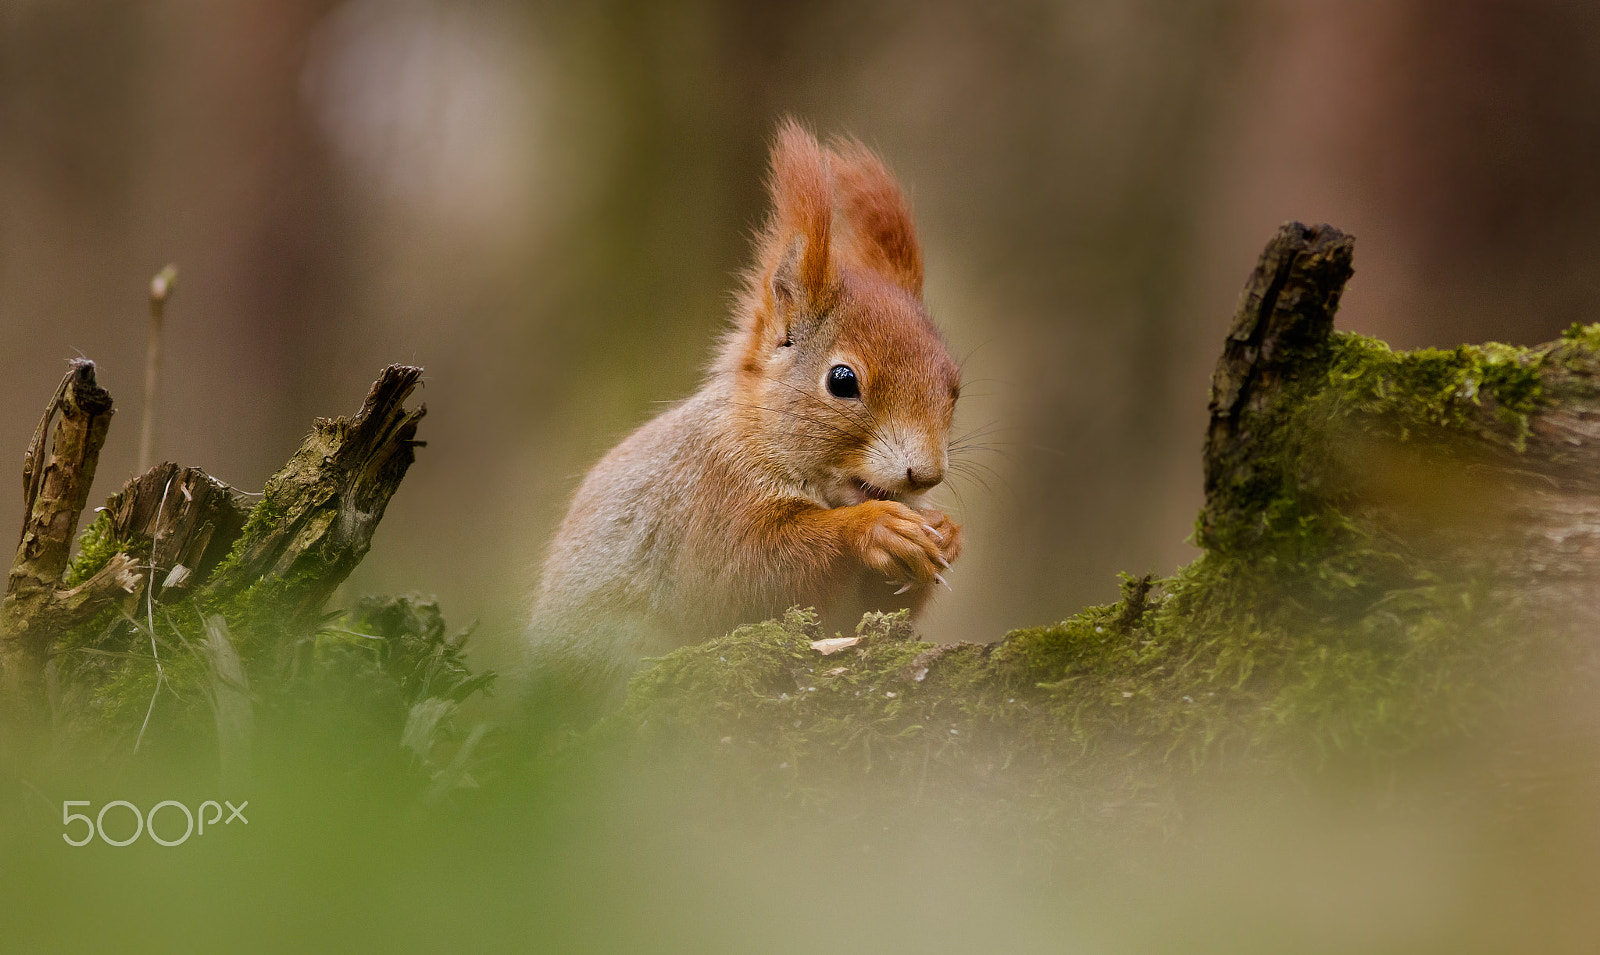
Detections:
[4, 0, 1599, 665]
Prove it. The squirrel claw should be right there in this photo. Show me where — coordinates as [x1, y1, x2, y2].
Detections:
[893, 581, 914, 595]
[921, 523, 944, 542]
[936, 555, 951, 569]
[934, 573, 951, 592]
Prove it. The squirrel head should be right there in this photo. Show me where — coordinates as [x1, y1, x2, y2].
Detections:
[719, 119, 960, 509]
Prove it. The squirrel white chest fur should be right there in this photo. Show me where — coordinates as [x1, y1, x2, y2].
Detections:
[528, 120, 963, 686]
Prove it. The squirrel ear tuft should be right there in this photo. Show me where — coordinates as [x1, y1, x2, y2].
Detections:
[764, 118, 835, 310]
[829, 137, 923, 298]
[725, 119, 835, 374]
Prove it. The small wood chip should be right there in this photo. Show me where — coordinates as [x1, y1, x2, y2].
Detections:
[810, 636, 862, 655]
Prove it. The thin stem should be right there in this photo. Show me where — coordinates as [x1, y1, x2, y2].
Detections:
[132, 473, 175, 755]
[138, 265, 177, 475]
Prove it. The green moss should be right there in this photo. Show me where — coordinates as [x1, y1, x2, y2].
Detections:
[596, 610, 1003, 799]
[610, 609, 938, 746]
[596, 541, 1517, 832]
[62, 510, 131, 587]
[1560, 320, 1600, 348]
[336, 593, 496, 705]
[53, 589, 497, 770]
[211, 492, 284, 579]
[1202, 330, 1551, 577]
[51, 482, 498, 765]
[1319, 333, 1545, 448]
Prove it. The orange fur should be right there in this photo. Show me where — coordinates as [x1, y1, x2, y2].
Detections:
[530, 120, 963, 704]
[830, 136, 924, 296]
[728, 118, 839, 379]
[771, 118, 835, 304]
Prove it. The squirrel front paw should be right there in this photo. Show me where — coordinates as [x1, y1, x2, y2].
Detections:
[845, 500, 962, 592]
[917, 507, 963, 577]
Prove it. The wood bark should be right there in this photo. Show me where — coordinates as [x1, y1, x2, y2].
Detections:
[1201, 221, 1354, 545]
[2, 361, 119, 712]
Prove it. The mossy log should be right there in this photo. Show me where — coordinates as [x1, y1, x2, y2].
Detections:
[600, 222, 1600, 816]
[1, 363, 426, 726]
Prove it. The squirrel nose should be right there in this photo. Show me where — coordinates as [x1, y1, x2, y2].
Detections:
[905, 465, 943, 492]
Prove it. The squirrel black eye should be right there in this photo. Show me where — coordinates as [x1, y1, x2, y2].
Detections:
[826, 364, 860, 400]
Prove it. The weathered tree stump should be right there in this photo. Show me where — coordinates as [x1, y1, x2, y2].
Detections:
[1, 363, 426, 730]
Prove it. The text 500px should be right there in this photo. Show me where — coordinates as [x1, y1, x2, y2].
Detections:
[62, 799, 248, 847]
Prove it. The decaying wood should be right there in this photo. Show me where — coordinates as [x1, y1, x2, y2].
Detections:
[1202, 221, 1354, 541]
[1, 362, 426, 719]
[200, 363, 426, 627]
[2, 360, 119, 709]
[101, 463, 249, 599]
[1202, 222, 1600, 624]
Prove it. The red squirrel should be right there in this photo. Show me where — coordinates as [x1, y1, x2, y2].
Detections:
[528, 120, 962, 696]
